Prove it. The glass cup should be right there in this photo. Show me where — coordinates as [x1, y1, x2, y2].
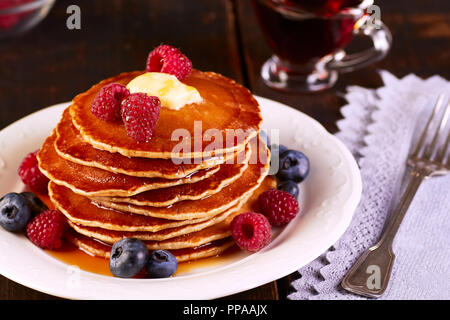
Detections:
[251, 0, 392, 92]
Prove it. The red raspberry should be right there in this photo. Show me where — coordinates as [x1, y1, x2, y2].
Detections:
[26, 210, 67, 249]
[258, 189, 299, 227]
[230, 212, 271, 252]
[18, 150, 49, 194]
[0, 0, 33, 30]
[146, 45, 193, 80]
[121, 93, 161, 142]
[91, 83, 130, 121]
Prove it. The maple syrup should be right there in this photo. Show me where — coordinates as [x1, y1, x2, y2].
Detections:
[46, 240, 242, 277]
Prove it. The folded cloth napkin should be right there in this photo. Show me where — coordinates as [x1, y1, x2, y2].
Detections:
[288, 71, 450, 300]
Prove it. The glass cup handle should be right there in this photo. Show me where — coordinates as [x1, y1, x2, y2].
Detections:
[328, 18, 392, 73]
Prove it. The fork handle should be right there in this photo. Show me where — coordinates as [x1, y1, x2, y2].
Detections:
[341, 169, 428, 298]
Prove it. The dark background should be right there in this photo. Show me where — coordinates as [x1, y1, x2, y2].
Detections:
[0, 0, 449, 299]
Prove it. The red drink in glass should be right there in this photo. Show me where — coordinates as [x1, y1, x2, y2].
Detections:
[251, 0, 391, 92]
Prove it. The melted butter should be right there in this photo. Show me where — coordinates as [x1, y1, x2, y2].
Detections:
[126, 72, 202, 110]
[158, 79, 175, 96]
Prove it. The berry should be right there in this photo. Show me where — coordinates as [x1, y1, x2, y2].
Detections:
[26, 210, 66, 249]
[0, 193, 31, 232]
[277, 180, 299, 199]
[278, 144, 288, 154]
[91, 83, 130, 121]
[146, 45, 193, 80]
[146, 250, 178, 278]
[18, 150, 49, 193]
[258, 189, 299, 227]
[0, 0, 33, 30]
[20, 191, 48, 216]
[277, 150, 310, 183]
[121, 93, 161, 142]
[230, 212, 271, 252]
[109, 238, 149, 278]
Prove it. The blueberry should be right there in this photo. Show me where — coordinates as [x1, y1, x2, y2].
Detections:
[146, 250, 178, 278]
[109, 238, 149, 278]
[20, 192, 48, 216]
[278, 181, 300, 199]
[278, 144, 288, 154]
[0, 193, 31, 232]
[259, 130, 270, 147]
[277, 150, 310, 183]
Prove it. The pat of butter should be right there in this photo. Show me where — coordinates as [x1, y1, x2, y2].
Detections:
[126, 72, 202, 110]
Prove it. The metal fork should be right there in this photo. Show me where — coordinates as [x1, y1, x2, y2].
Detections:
[341, 94, 450, 298]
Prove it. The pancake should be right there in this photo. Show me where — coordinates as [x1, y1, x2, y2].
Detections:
[70, 70, 262, 159]
[69, 175, 275, 243]
[71, 217, 233, 251]
[65, 230, 235, 262]
[38, 131, 220, 197]
[90, 141, 251, 207]
[91, 144, 271, 220]
[55, 108, 235, 178]
[49, 154, 271, 232]
[67, 203, 237, 242]
[49, 181, 246, 232]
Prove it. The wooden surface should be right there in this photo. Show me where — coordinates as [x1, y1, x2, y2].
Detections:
[0, 0, 449, 300]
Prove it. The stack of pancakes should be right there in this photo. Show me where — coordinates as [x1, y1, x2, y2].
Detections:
[37, 70, 275, 263]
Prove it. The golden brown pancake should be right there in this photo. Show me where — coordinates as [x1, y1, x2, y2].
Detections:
[70, 70, 262, 159]
[65, 229, 235, 262]
[69, 215, 232, 250]
[90, 142, 251, 207]
[49, 162, 272, 232]
[67, 204, 237, 242]
[55, 108, 235, 178]
[77, 217, 234, 251]
[49, 181, 241, 232]
[91, 145, 271, 221]
[68, 175, 275, 243]
[38, 131, 220, 197]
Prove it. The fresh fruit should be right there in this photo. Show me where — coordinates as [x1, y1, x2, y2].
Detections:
[230, 212, 271, 252]
[278, 144, 288, 155]
[0, 0, 33, 30]
[146, 249, 178, 278]
[26, 210, 66, 249]
[20, 191, 48, 215]
[277, 180, 299, 199]
[121, 93, 161, 142]
[0, 193, 31, 232]
[109, 238, 149, 278]
[277, 149, 310, 183]
[146, 44, 193, 80]
[91, 83, 130, 121]
[18, 150, 49, 193]
[258, 189, 299, 227]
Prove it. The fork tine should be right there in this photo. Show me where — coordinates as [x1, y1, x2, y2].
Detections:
[435, 102, 450, 163]
[411, 94, 445, 158]
[427, 100, 450, 160]
[440, 131, 450, 164]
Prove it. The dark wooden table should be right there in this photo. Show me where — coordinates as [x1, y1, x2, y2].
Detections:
[0, 0, 449, 300]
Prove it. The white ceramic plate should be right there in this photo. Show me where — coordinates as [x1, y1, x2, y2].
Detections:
[0, 97, 361, 299]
